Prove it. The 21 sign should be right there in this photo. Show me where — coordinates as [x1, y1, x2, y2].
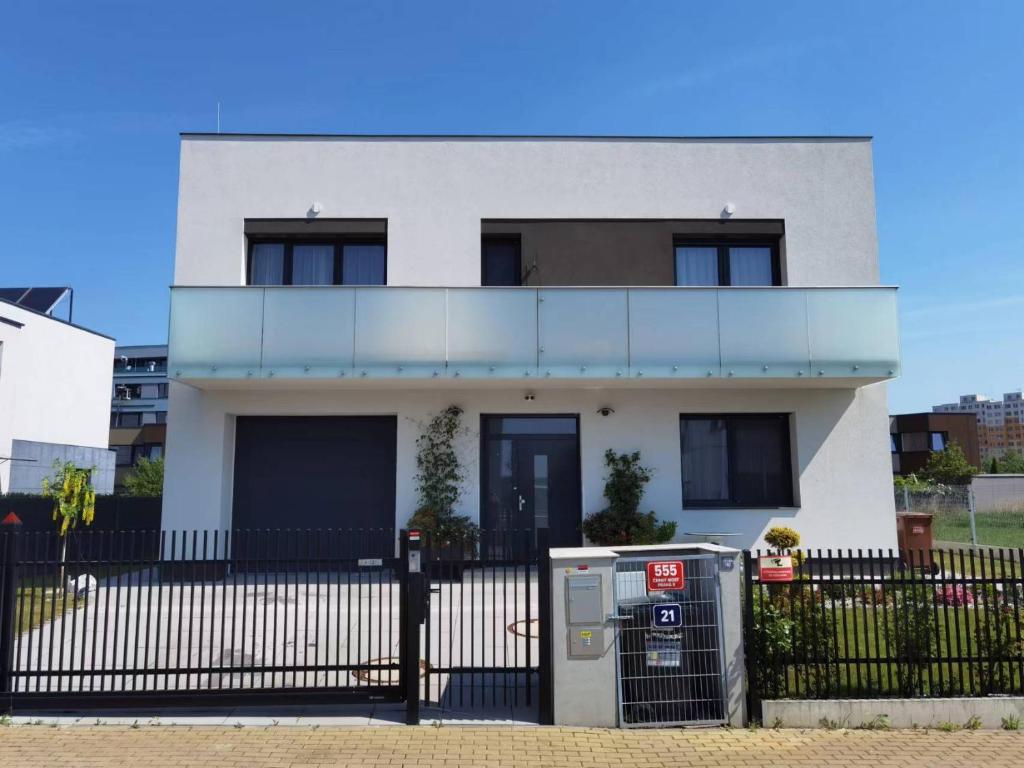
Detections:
[645, 560, 685, 592]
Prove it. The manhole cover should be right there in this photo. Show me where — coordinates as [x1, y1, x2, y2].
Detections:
[353, 657, 427, 684]
[507, 619, 539, 639]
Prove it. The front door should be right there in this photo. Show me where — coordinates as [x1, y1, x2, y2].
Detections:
[481, 415, 581, 549]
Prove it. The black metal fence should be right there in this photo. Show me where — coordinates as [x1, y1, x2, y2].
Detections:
[0, 496, 162, 535]
[0, 527, 404, 710]
[0, 525, 553, 721]
[744, 548, 1024, 719]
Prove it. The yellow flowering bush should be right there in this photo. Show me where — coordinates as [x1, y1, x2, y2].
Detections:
[41, 460, 96, 536]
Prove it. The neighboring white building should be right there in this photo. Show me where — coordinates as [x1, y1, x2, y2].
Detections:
[0, 297, 116, 494]
[163, 134, 901, 550]
[934, 392, 1024, 460]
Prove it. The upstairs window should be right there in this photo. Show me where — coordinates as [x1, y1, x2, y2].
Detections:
[674, 239, 780, 287]
[247, 239, 386, 286]
[482, 236, 522, 286]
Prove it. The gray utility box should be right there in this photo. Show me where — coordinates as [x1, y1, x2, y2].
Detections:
[565, 573, 605, 659]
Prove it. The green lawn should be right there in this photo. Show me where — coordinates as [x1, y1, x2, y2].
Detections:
[932, 510, 1024, 549]
[14, 587, 78, 634]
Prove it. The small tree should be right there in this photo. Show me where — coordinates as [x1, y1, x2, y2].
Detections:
[919, 441, 977, 485]
[41, 461, 96, 536]
[988, 457, 1000, 474]
[581, 450, 676, 545]
[41, 460, 96, 588]
[123, 456, 164, 496]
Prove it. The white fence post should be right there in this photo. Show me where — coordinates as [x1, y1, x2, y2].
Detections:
[902, 486, 911, 513]
[967, 484, 978, 546]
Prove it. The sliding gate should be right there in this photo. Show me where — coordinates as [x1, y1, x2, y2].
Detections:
[0, 528, 406, 710]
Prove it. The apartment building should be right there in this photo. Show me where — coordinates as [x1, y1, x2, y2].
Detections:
[163, 134, 901, 550]
[934, 392, 1024, 460]
[109, 344, 168, 489]
[0, 290, 115, 494]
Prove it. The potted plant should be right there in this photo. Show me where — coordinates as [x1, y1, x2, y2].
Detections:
[406, 406, 479, 575]
[581, 450, 676, 545]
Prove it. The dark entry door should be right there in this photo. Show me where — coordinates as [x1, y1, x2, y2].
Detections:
[481, 416, 581, 548]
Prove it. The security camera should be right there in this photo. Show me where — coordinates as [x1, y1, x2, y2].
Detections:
[597, 406, 615, 417]
[524, 393, 536, 401]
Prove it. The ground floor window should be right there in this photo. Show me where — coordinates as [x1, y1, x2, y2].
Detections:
[679, 413, 794, 508]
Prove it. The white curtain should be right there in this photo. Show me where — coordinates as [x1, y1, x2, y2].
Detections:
[292, 244, 334, 285]
[728, 247, 773, 286]
[675, 246, 719, 286]
[343, 244, 386, 285]
[681, 419, 730, 502]
[250, 243, 284, 285]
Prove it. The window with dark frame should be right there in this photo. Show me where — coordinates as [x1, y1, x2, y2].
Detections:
[674, 238, 781, 287]
[679, 414, 794, 508]
[481, 236, 522, 286]
[247, 237, 386, 286]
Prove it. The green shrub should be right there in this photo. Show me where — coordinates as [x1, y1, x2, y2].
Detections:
[582, 451, 675, 545]
[885, 583, 937, 696]
[749, 596, 793, 699]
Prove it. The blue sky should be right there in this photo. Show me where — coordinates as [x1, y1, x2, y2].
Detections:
[1, 0, 1021, 413]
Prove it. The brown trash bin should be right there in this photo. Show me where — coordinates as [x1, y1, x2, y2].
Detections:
[896, 513, 934, 570]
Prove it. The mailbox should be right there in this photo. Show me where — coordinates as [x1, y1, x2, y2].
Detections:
[565, 573, 605, 659]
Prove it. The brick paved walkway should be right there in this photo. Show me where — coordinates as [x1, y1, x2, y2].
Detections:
[0, 725, 1022, 767]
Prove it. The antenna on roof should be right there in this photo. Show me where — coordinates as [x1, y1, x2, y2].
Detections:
[216, 102, 221, 134]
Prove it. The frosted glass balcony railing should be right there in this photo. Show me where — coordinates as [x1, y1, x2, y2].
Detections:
[168, 286, 900, 383]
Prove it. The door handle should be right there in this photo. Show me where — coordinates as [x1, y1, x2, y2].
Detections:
[518, 495, 526, 511]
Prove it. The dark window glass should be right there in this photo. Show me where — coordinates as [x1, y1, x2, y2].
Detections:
[482, 238, 522, 286]
[679, 414, 793, 507]
[114, 445, 132, 466]
[728, 247, 774, 286]
[116, 412, 143, 427]
[154, 411, 167, 424]
[250, 243, 285, 285]
[342, 244, 386, 285]
[890, 433, 900, 453]
[291, 244, 334, 285]
[485, 417, 577, 436]
[674, 240, 780, 287]
[675, 247, 719, 286]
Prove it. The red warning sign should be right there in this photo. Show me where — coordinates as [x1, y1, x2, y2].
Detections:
[758, 555, 794, 583]
[646, 560, 685, 591]
[1, 512, 22, 526]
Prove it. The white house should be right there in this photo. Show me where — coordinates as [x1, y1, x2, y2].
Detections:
[0, 296, 116, 494]
[163, 134, 900, 550]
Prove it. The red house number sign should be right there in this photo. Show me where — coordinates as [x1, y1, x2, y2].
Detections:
[646, 561, 685, 591]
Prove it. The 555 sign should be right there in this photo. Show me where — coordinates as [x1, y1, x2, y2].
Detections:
[646, 560, 685, 592]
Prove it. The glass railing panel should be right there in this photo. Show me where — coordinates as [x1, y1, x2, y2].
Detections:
[807, 288, 900, 378]
[718, 289, 811, 378]
[627, 289, 721, 378]
[446, 289, 538, 378]
[353, 288, 446, 377]
[261, 287, 356, 378]
[168, 287, 264, 378]
[538, 289, 628, 378]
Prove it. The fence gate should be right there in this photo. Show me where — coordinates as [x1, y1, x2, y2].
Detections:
[417, 529, 551, 722]
[613, 554, 727, 727]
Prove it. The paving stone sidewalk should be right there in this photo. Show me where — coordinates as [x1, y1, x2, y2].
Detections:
[0, 724, 1023, 767]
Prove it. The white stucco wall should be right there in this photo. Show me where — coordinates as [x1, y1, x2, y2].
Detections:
[0, 302, 115, 493]
[174, 136, 879, 288]
[162, 382, 896, 551]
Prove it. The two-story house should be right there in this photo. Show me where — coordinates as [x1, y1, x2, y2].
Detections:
[163, 134, 900, 550]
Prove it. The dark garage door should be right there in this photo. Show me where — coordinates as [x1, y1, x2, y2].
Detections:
[232, 416, 397, 543]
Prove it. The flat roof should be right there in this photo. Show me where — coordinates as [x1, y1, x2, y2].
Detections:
[181, 132, 872, 142]
[0, 298, 114, 341]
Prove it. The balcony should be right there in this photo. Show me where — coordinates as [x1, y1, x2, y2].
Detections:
[168, 286, 900, 387]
